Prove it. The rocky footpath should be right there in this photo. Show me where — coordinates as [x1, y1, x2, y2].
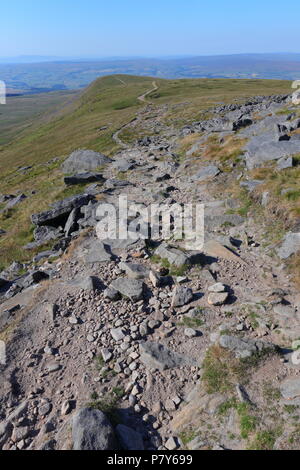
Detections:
[0, 92, 300, 451]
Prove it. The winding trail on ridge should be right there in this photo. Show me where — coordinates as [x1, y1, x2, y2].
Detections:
[137, 81, 158, 103]
[112, 81, 159, 149]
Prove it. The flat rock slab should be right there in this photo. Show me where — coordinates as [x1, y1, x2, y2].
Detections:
[139, 341, 197, 371]
[192, 165, 220, 182]
[104, 179, 133, 190]
[109, 277, 144, 302]
[17, 271, 49, 289]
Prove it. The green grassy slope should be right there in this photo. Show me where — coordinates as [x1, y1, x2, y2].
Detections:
[0, 90, 78, 146]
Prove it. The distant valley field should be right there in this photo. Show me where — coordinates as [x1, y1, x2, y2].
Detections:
[1, 53, 300, 93]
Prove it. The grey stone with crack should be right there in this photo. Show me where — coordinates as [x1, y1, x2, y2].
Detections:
[171, 286, 193, 308]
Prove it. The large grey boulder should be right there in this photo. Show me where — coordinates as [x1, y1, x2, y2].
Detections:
[31, 194, 93, 226]
[62, 150, 112, 174]
[139, 342, 197, 371]
[277, 232, 300, 259]
[72, 408, 117, 450]
[109, 277, 144, 302]
[116, 425, 144, 450]
[171, 286, 193, 308]
[219, 335, 276, 359]
[155, 243, 189, 267]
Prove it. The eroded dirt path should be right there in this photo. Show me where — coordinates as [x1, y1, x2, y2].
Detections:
[1, 92, 300, 452]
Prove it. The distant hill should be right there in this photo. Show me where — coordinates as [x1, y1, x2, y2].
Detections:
[0, 53, 300, 92]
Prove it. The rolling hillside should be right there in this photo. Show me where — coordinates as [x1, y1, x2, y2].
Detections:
[0, 75, 292, 269]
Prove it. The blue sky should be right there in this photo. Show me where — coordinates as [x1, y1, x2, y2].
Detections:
[1, 0, 300, 58]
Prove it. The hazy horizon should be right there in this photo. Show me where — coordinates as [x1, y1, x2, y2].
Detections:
[0, 52, 300, 65]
